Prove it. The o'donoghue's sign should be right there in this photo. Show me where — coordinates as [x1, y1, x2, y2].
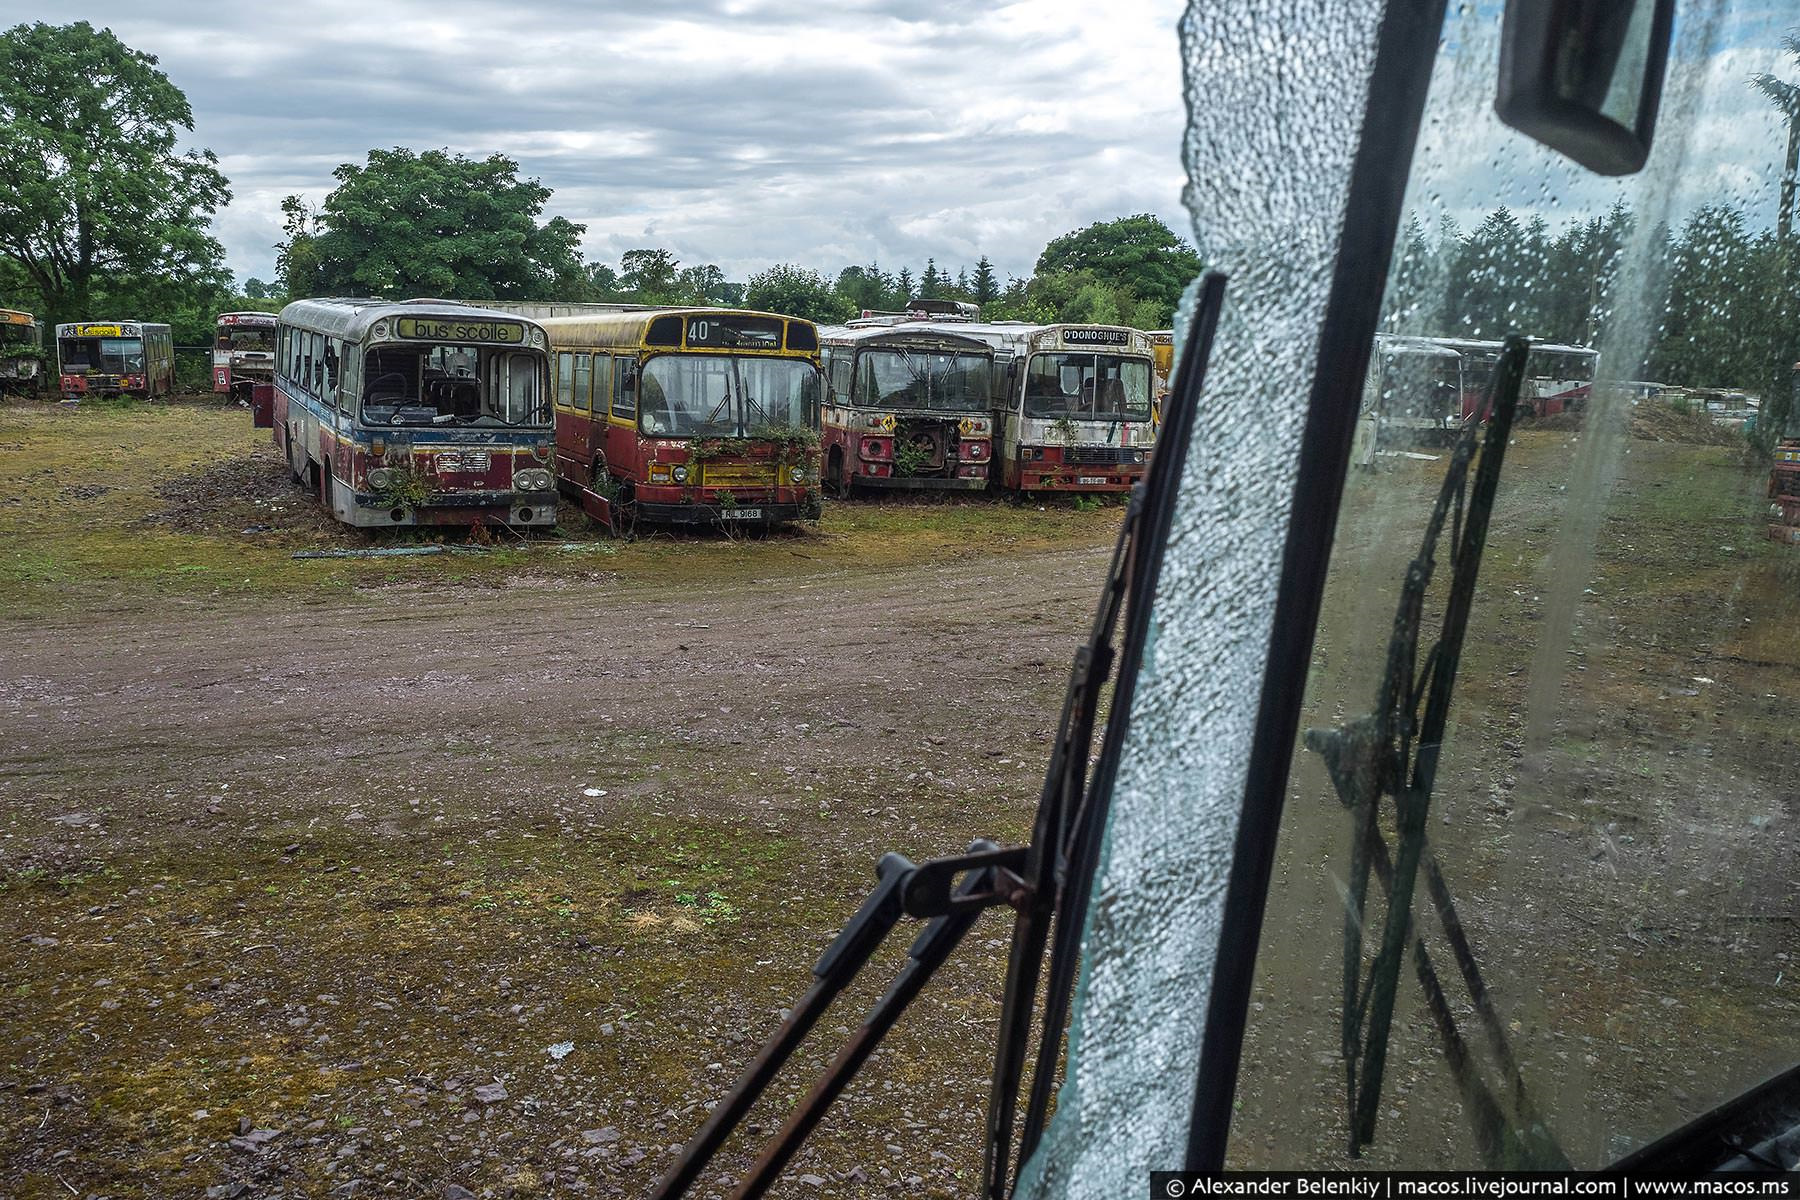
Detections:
[1063, 327, 1131, 347]
[394, 317, 525, 344]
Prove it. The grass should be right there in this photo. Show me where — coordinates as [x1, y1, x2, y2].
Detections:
[0, 400, 1119, 619]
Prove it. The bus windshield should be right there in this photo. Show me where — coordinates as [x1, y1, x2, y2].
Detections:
[361, 343, 549, 428]
[1023, 352, 1152, 420]
[639, 354, 821, 438]
[2, 323, 36, 349]
[1376, 354, 1461, 423]
[60, 337, 143, 373]
[855, 349, 992, 412]
[219, 327, 274, 353]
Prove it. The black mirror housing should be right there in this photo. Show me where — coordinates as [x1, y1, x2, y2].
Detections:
[1495, 0, 1674, 176]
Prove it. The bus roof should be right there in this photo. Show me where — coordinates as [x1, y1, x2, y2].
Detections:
[276, 297, 545, 342]
[1375, 334, 1462, 361]
[217, 311, 278, 327]
[55, 321, 171, 336]
[1, 308, 35, 327]
[1415, 334, 1597, 358]
[816, 324, 998, 352]
[534, 307, 818, 352]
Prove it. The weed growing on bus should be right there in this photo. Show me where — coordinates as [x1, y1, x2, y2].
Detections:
[374, 463, 433, 513]
[893, 438, 933, 478]
[1050, 416, 1079, 446]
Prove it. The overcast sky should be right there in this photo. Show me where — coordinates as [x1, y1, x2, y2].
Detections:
[21, 1, 1190, 289]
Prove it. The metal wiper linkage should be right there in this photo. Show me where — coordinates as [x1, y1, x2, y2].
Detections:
[649, 273, 1230, 1200]
[1306, 334, 1566, 1167]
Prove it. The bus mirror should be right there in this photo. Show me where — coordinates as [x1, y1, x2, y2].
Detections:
[1495, 0, 1673, 176]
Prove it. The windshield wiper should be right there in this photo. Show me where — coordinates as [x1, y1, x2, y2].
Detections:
[1305, 334, 1565, 1167]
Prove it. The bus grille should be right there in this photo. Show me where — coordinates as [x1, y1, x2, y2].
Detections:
[435, 450, 491, 473]
[702, 463, 776, 487]
[1065, 446, 1127, 465]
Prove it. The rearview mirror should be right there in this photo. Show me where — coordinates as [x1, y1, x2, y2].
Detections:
[1495, 0, 1674, 176]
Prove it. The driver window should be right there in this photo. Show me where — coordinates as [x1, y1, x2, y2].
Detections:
[557, 352, 572, 407]
[573, 353, 591, 412]
[612, 356, 637, 421]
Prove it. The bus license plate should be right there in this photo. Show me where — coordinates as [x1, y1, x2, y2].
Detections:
[1077, 476, 1107, 485]
[721, 507, 763, 520]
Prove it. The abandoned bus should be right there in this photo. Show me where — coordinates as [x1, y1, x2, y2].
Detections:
[1770, 364, 1800, 545]
[54, 321, 174, 401]
[212, 311, 278, 398]
[816, 322, 995, 494]
[271, 298, 555, 529]
[933, 321, 1157, 492]
[0, 308, 41, 396]
[541, 308, 824, 533]
[1427, 336, 1599, 419]
[1361, 334, 1465, 449]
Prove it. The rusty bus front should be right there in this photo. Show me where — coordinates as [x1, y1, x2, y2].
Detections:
[213, 311, 278, 399]
[817, 322, 996, 495]
[541, 308, 823, 535]
[0, 308, 42, 396]
[55, 321, 175, 401]
[273, 299, 556, 530]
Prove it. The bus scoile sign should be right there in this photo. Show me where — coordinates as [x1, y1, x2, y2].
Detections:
[393, 317, 525, 344]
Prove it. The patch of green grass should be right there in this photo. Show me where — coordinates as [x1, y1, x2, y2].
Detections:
[0, 403, 1120, 620]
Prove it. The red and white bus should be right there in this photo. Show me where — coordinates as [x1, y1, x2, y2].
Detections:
[1424, 336, 1599, 420]
[542, 307, 824, 534]
[926, 321, 1158, 493]
[55, 321, 175, 401]
[817, 321, 996, 494]
[271, 298, 556, 529]
[213, 311, 278, 399]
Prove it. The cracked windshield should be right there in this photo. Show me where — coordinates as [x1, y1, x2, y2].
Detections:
[3, 0, 1798, 1197]
[1224, 0, 1800, 1174]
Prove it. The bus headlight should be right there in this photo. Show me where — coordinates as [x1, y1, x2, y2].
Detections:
[672, 464, 690, 484]
[789, 465, 806, 483]
[367, 467, 396, 489]
[515, 467, 554, 491]
[1133, 449, 1146, 464]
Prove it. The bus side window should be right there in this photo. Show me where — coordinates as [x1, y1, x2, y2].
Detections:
[323, 339, 340, 409]
[301, 334, 314, 397]
[612, 357, 637, 419]
[573, 353, 591, 412]
[556, 352, 573, 408]
[341, 345, 360, 411]
[830, 353, 851, 400]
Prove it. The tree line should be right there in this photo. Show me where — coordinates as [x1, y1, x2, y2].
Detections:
[3, 16, 1798, 426]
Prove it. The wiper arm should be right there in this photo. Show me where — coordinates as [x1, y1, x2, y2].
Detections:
[1305, 334, 1566, 1166]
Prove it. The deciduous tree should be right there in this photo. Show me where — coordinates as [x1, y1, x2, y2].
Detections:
[302, 148, 584, 299]
[0, 21, 231, 331]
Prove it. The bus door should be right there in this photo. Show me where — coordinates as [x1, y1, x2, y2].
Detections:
[601, 355, 637, 481]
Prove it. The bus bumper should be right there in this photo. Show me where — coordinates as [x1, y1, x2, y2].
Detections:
[1018, 468, 1142, 493]
[349, 491, 557, 529]
[639, 497, 823, 526]
[851, 473, 990, 492]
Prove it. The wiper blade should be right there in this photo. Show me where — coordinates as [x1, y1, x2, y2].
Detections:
[1305, 334, 1566, 1166]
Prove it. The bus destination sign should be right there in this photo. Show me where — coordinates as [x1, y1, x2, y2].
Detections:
[1063, 327, 1130, 347]
[75, 324, 125, 337]
[394, 317, 525, 344]
[686, 315, 782, 350]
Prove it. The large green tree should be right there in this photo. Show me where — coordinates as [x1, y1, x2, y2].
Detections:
[1033, 214, 1201, 323]
[745, 264, 853, 324]
[294, 148, 584, 299]
[0, 21, 231, 331]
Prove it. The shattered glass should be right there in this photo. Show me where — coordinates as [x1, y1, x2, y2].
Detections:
[1225, 0, 1799, 1170]
[1016, 3, 1391, 1193]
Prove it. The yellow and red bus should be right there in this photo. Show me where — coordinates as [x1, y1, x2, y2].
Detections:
[55, 321, 174, 401]
[213, 311, 278, 399]
[272, 298, 556, 530]
[542, 308, 824, 534]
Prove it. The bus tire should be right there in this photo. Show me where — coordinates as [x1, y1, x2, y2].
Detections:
[608, 497, 638, 542]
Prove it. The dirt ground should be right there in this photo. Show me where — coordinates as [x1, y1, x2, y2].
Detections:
[0, 399, 1118, 1200]
[1, 398, 1796, 1196]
